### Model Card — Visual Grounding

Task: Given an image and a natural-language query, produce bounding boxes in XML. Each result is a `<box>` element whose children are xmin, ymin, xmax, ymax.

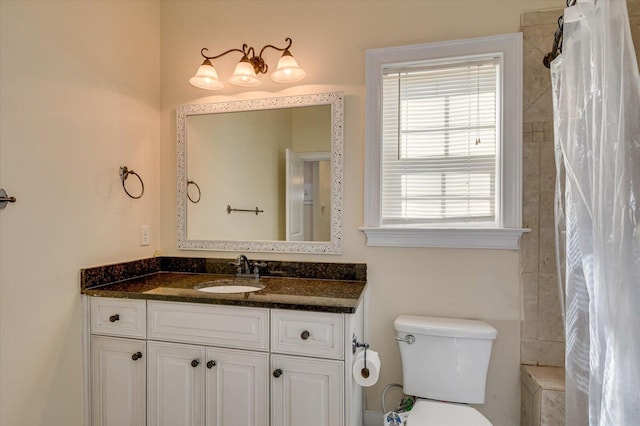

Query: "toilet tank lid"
<box><xmin>394</xmin><ymin>315</ymin><xmax>497</xmax><ymax>339</ymax></box>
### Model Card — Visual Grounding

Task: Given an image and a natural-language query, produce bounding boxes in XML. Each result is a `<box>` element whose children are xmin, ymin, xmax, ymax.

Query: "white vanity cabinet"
<box><xmin>271</xmin><ymin>354</ymin><xmax>344</xmax><ymax>426</ymax></box>
<box><xmin>89</xmin><ymin>298</ymin><xmax>147</xmax><ymax>426</ymax></box>
<box><xmin>146</xmin><ymin>341</ymin><xmax>269</xmax><ymax>426</ymax></box>
<box><xmin>147</xmin><ymin>341</ymin><xmax>206</xmax><ymax>425</ymax></box>
<box><xmin>270</xmin><ymin>310</ymin><xmax>347</xmax><ymax>426</ymax></box>
<box><xmin>206</xmin><ymin>346</ymin><xmax>269</xmax><ymax>426</ymax></box>
<box><xmin>147</xmin><ymin>301</ymin><xmax>269</xmax><ymax>426</ymax></box>
<box><xmin>87</xmin><ymin>297</ymin><xmax>363</xmax><ymax>426</ymax></box>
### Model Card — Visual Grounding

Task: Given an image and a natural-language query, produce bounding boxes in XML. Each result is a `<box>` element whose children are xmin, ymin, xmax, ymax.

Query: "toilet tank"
<box><xmin>394</xmin><ymin>315</ymin><xmax>497</xmax><ymax>404</ymax></box>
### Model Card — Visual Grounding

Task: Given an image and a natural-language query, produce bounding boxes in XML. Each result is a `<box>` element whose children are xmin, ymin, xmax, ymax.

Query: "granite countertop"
<box><xmin>81</xmin><ymin>257</ymin><xmax>367</xmax><ymax>314</ymax></box>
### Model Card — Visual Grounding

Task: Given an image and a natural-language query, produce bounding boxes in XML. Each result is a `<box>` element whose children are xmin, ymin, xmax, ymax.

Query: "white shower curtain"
<box><xmin>550</xmin><ymin>0</ymin><xmax>640</xmax><ymax>424</ymax></box>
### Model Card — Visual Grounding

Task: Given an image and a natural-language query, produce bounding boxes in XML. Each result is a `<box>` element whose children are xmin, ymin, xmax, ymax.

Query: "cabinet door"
<box><xmin>91</xmin><ymin>336</ymin><xmax>146</xmax><ymax>426</ymax></box>
<box><xmin>205</xmin><ymin>347</ymin><xmax>269</xmax><ymax>426</ymax></box>
<box><xmin>271</xmin><ymin>354</ymin><xmax>344</xmax><ymax>426</ymax></box>
<box><xmin>148</xmin><ymin>341</ymin><xmax>206</xmax><ymax>426</ymax></box>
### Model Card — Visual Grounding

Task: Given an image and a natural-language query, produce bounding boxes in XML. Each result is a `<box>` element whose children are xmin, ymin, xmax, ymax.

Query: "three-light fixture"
<box><xmin>189</xmin><ymin>37</ymin><xmax>306</xmax><ymax>90</ymax></box>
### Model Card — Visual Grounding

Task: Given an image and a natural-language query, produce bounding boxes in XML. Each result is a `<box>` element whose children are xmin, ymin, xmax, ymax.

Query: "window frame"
<box><xmin>362</xmin><ymin>33</ymin><xmax>527</xmax><ymax>249</ymax></box>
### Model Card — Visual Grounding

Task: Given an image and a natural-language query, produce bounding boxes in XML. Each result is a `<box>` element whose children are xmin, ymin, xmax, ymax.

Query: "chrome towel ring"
<box><xmin>119</xmin><ymin>166</ymin><xmax>144</xmax><ymax>199</ymax></box>
<box><xmin>187</xmin><ymin>180</ymin><xmax>201</xmax><ymax>203</ymax></box>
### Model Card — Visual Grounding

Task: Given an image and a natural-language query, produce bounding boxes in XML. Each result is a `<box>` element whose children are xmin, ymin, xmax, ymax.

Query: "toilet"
<box><xmin>393</xmin><ymin>315</ymin><xmax>498</xmax><ymax>425</ymax></box>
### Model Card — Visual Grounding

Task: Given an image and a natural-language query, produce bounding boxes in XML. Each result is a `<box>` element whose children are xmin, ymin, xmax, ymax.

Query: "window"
<box><xmin>362</xmin><ymin>34</ymin><xmax>526</xmax><ymax>249</ymax></box>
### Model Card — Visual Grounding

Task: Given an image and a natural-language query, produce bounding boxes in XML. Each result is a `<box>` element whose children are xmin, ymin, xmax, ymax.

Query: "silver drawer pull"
<box><xmin>394</xmin><ymin>334</ymin><xmax>415</xmax><ymax>344</ymax></box>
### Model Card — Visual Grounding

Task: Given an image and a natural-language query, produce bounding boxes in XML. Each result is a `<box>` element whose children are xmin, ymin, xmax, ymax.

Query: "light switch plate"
<box><xmin>140</xmin><ymin>225</ymin><xmax>150</xmax><ymax>246</ymax></box>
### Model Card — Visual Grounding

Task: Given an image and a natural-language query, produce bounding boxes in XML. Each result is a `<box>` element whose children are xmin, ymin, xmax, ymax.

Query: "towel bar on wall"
<box><xmin>0</xmin><ymin>188</ymin><xmax>16</xmax><ymax>209</ymax></box>
<box><xmin>226</xmin><ymin>204</ymin><xmax>263</xmax><ymax>215</ymax></box>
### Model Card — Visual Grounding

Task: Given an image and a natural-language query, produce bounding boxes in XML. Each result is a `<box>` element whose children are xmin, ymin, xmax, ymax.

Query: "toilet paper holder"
<box><xmin>352</xmin><ymin>334</ymin><xmax>369</xmax><ymax>354</ymax></box>
<box><xmin>352</xmin><ymin>335</ymin><xmax>372</xmax><ymax>377</ymax></box>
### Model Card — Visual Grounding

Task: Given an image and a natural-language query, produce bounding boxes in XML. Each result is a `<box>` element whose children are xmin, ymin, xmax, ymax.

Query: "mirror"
<box><xmin>177</xmin><ymin>92</ymin><xmax>343</xmax><ymax>253</ymax></box>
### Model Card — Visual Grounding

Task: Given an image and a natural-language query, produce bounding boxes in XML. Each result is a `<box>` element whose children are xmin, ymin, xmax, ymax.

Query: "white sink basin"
<box><xmin>196</xmin><ymin>280</ymin><xmax>264</xmax><ymax>294</ymax></box>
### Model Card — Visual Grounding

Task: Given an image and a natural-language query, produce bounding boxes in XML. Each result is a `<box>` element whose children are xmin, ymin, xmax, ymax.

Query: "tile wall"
<box><xmin>521</xmin><ymin>366</ymin><xmax>566</xmax><ymax>426</ymax></box>
<box><xmin>520</xmin><ymin>8</ymin><xmax>566</xmax><ymax>368</ymax></box>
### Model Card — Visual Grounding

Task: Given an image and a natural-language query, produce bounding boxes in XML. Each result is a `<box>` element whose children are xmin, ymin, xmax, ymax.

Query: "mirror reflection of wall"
<box><xmin>186</xmin><ymin>104</ymin><xmax>331</xmax><ymax>242</ymax></box>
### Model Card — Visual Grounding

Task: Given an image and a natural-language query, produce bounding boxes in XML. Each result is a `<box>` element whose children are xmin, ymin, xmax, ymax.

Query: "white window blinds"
<box><xmin>381</xmin><ymin>58</ymin><xmax>500</xmax><ymax>226</ymax></box>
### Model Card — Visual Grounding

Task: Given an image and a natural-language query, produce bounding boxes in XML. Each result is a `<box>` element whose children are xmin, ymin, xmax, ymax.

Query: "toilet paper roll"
<box><xmin>352</xmin><ymin>349</ymin><xmax>381</xmax><ymax>387</ymax></box>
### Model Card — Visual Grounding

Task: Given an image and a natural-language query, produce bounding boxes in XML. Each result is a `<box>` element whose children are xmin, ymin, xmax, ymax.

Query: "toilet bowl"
<box><xmin>393</xmin><ymin>315</ymin><xmax>497</xmax><ymax>425</ymax></box>
<box><xmin>406</xmin><ymin>399</ymin><xmax>491</xmax><ymax>425</ymax></box>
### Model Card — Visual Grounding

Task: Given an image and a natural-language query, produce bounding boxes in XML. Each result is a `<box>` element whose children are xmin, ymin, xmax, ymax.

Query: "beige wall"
<box><xmin>186</xmin><ymin>110</ymin><xmax>293</xmax><ymax>240</ymax></box>
<box><xmin>0</xmin><ymin>1</ymin><xmax>160</xmax><ymax>425</ymax></box>
<box><xmin>292</xmin><ymin>105</ymin><xmax>331</xmax><ymax>153</ymax></box>
<box><xmin>159</xmin><ymin>1</ymin><xmax>563</xmax><ymax>425</ymax></box>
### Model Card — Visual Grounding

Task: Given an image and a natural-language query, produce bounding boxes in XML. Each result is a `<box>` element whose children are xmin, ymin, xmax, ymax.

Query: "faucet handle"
<box><xmin>228</xmin><ymin>261</ymin><xmax>242</xmax><ymax>276</ymax></box>
<box><xmin>251</xmin><ymin>262</ymin><xmax>267</xmax><ymax>278</ymax></box>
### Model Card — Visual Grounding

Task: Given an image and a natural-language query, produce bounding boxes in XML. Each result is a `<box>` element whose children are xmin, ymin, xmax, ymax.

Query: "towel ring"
<box><xmin>187</xmin><ymin>180</ymin><xmax>201</xmax><ymax>203</ymax></box>
<box><xmin>119</xmin><ymin>166</ymin><xmax>144</xmax><ymax>199</ymax></box>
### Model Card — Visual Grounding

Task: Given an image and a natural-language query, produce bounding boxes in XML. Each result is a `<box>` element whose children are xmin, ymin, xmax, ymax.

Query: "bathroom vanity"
<box><xmin>81</xmin><ymin>91</ymin><xmax>359</xmax><ymax>425</ymax></box>
<box><xmin>81</xmin><ymin>257</ymin><xmax>366</xmax><ymax>426</ymax></box>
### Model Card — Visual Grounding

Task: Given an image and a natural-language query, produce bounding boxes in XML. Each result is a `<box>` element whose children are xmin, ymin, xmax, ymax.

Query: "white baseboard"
<box><xmin>364</xmin><ymin>410</ymin><xmax>383</xmax><ymax>426</ymax></box>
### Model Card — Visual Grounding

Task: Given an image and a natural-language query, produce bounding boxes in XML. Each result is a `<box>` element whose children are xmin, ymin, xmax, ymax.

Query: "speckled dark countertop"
<box><xmin>81</xmin><ymin>257</ymin><xmax>366</xmax><ymax>314</ymax></box>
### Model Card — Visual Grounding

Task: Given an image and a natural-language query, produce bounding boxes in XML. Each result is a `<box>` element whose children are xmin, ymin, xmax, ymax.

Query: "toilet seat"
<box><xmin>406</xmin><ymin>399</ymin><xmax>492</xmax><ymax>425</ymax></box>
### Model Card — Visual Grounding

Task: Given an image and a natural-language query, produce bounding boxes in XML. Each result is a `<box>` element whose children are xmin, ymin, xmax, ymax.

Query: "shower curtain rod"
<box><xmin>543</xmin><ymin>0</ymin><xmax>578</xmax><ymax>68</ymax></box>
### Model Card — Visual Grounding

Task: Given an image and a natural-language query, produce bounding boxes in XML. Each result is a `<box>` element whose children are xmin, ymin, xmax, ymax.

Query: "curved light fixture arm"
<box><xmin>258</xmin><ymin>37</ymin><xmax>293</xmax><ymax>58</ymax></box>
<box><xmin>255</xmin><ymin>38</ymin><xmax>294</xmax><ymax>74</ymax></box>
<box><xmin>200</xmin><ymin>46</ymin><xmax>245</xmax><ymax>61</ymax></box>
<box><xmin>243</xmin><ymin>44</ymin><xmax>256</xmax><ymax>58</ymax></box>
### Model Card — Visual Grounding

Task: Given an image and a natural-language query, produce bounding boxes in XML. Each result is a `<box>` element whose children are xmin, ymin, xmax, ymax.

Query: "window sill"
<box><xmin>359</xmin><ymin>227</ymin><xmax>529</xmax><ymax>249</ymax></box>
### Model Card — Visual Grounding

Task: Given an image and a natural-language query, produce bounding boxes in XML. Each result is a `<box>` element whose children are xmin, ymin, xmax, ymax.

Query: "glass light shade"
<box><xmin>228</xmin><ymin>58</ymin><xmax>261</xmax><ymax>87</ymax></box>
<box><xmin>270</xmin><ymin>52</ymin><xmax>306</xmax><ymax>83</ymax></box>
<box><xmin>189</xmin><ymin>59</ymin><xmax>224</xmax><ymax>90</ymax></box>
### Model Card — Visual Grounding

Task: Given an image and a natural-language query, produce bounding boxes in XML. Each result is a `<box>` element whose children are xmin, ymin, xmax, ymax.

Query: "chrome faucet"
<box><xmin>237</xmin><ymin>255</ymin><xmax>252</xmax><ymax>276</ymax></box>
<box><xmin>230</xmin><ymin>255</ymin><xmax>266</xmax><ymax>279</ymax></box>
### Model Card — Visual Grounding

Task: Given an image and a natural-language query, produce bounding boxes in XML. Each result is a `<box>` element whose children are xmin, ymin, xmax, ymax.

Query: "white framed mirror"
<box><xmin>177</xmin><ymin>92</ymin><xmax>343</xmax><ymax>253</ymax></box>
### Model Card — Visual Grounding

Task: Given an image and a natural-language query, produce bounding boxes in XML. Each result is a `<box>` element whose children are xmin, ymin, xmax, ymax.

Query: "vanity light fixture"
<box><xmin>189</xmin><ymin>37</ymin><xmax>306</xmax><ymax>90</ymax></box>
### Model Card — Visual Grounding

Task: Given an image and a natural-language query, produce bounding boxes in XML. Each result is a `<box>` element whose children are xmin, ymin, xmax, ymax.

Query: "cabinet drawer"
<box><xmin>90</xmin><ymin>297</ymin><xmax>146</xmax><ymax>338</ymax></box>
<box><xmin>147</xmin><ymin>301</ymin><xmax>269</xmax><ymax>351</ymax></box>
<box><xmin>271</xmin><ymin>310</ymin><xmax>344</xmax><ymax>359</ymax></box>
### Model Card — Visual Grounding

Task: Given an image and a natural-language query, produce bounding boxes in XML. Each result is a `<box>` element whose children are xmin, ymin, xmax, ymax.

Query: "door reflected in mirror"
<box><xmin>177</xmin><ymin>92</ymin><xmax>343</xmax><ymax>254</ymax></box>
<box><xmin>284</xmin><ymin>148</ymin><xmax>331</xmax><ymax>242</ymax></box>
